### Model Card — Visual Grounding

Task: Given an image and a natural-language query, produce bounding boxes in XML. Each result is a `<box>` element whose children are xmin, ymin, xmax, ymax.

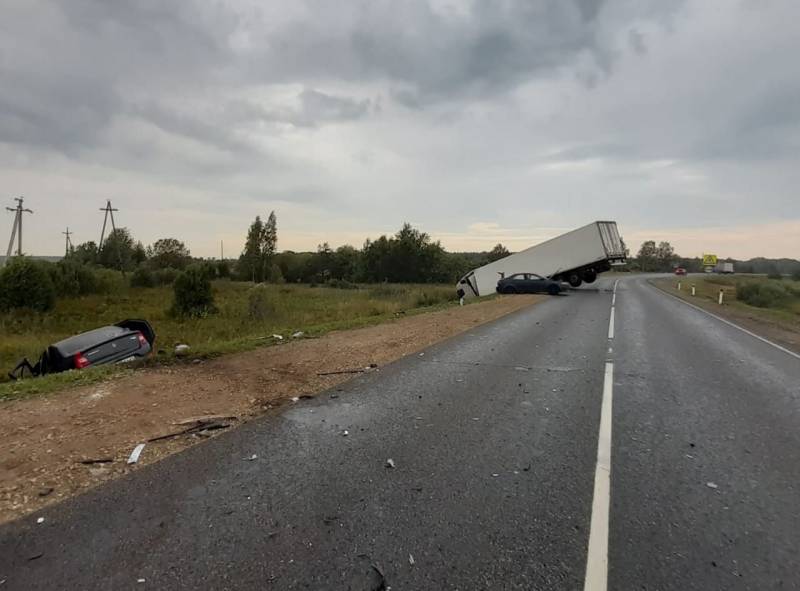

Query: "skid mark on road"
<box><xmin>584</xmin><ymin>279</ymin><xmax>617</xmax><ymax>591</ymax></box>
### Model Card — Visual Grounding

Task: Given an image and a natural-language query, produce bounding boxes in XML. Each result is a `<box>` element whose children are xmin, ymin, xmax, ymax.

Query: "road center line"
<box><xmin>607</xmin><ymin>307</ymin><xmax>615</xmax><ymax>340</ymax></box>
<box><xmin>584</xmin><ymin>361</ymin><xmax>614</xmax><ymax>591</ymax></box>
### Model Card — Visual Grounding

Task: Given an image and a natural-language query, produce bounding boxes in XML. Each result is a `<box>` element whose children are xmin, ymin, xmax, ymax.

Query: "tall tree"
<box><xmin>98</xmin><ymin>228</ymin><xmax>135</xmax><ymax>271</ymax></box>
<box><xmin>148</xmin><ymin>238</ymin><xmax>191</xmax><ymax>269</ymax></box>
<box><xmin>240</xmin><ymin>216</ymin><xmax>264</xmax><ymax>282</ymax></box>
<box><xmin>656</xmin><ymin>241</ymin><xmax>676</xmax><ymax>270</ymax></box>
<box><xmin>487</xmin><ymin>243</ymin><xmax>510</xmax><ymax>263</ymax></box>
<box><xmin>132</xmin><ymin>241</ymin><xmax>148</xmax><ymax>265</ymax></box>
<box><xmin>261</xmin><ymin>211</ymin><xmax>278</xmax><ymax>281</ymax></box>
<box><xmin>636</xmin><ymin>240</ymin><xmax>657</xmax><ymax>272</ymax></box>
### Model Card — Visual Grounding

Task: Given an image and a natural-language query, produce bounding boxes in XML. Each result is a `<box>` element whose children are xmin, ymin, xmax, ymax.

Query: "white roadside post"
<box><xmin>692</xmin><ymin>285</ymin><xmax>696</xmax><ymax>296</ymax></box>
<box><xmin>718</xmin><ymin>289</ymin><xmax>724</xmax><ymax>305</ymax></box>
<box><xmin>677</xmin><ymin>281</ymin><xmax>682</xmax><ymax>291</ymax></box>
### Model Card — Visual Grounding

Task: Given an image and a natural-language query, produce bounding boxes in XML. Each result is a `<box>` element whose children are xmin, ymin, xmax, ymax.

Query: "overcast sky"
<box><xmin>2</xmin><ymin>0</ymin><xmax>798</xmax><ymax>259</ymax></box>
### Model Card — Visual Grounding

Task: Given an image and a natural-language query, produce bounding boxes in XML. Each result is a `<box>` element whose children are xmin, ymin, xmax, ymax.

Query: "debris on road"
<box><xmin>370</xmin><ymin>564</ymin><xmax>388</xmax><ymax>591</ymax></box>
<box><xmin>385</xmin><ymin>458</ymin><xmax>396</xmax><ymax>469</ymax></box>
<box><xmin>174</xmin><ymin>344</ymin><xmax>190</xmax><ymax>356</ymax></box>
<box><xmin>272</xmin><ymin>334</ymin><xmax>284</xmax><ymax>340</ymax></box>
<box><xmin>79</xmin><ymin>457</ymin><xmax>114</xmax><ymax>465</ymax></box>
<box><xmin>292</xmin><ymin>331</ymin><xmax>304</xmax><ymax>338</ymax></box>
<box><xmin>137</xmin><ymin>578</ymin><xmax>146</xmax><ymax>584</ymax></box>
<box><xmin>245</xmin><ymin>454</ymin><xmax>258</xmax><ymax>461</ymax></box>
<box><xmin>36</xmin><ymin>516</ymin><xmax>44</xmax><ymax>524</ymax></box>
<box><xmin>291</xmin><ymin>397</ymin><xmax>300</xmax><ymax>403</ymax></box>
<box><xmin>318</xmin><ymin>368</ymin><xmax>366</xmax><ymax>376</ymax></box>
<box><xmin>409</xmin><ymin>554</ymin><xmax>416</xmax><ymax>566</ymax></box>
<box><xmin>173</xmin><ymin>415</ymin><xmax>237</xmax><ymax>426</ymax></box>
<box><xmin>127</xmin><ymin>443</ymin><xmax>146</xmax><ymax>464</ymax></box>
<box><xmin>706</xmin><ymin>482</ymin><xmax>719</xmax><ymax>489</ymax></box>
<box><xmin>148</xmin><ymin>419</ymin><xmax>232</xmax><ymax>442</ymax></box>
<box><xmin>342</xmin><ymin>430</ymin><xmax>349</xmax><ymax>436</ymax></box>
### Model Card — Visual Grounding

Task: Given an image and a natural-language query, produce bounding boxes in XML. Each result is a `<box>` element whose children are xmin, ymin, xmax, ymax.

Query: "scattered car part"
<box><xmin>127</xmin><ymin>443</ymin><xmax>146</xmax><ymax>464</ymax></box>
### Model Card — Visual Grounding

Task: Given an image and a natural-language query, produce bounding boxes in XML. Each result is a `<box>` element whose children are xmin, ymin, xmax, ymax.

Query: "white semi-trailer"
<box><xmin>457</xmin><ymin>221</ymin><xmax>626</xmax><ymax>298</ymax></box>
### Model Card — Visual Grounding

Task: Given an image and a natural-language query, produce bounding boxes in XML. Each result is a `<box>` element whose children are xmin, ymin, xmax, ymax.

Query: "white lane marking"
<box><xmin>584</xmin><ymin>361</ymin><xmax>614</xmax><ymax>591</ymax></box>
<box><xmin>654</xmin><ymin>285</ymin><xmax>800</xmax><ymax>361</ymax></box>
<box><xmin>607</xmin><ymin>307</ymin><xmax>615</xmax><ymax>340</ymax></box>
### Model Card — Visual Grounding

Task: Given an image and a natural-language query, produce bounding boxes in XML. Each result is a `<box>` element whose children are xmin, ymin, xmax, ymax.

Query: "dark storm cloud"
<box><xmin>0</xmin><ymin>0</ymin><xmax>678</xmax><ymax>158</ymax></box>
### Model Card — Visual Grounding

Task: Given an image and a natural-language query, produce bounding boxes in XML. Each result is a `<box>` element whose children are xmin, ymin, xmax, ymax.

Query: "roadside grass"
<box><xmin>0</xmin><ymin>281</ymin><xmax>464</xmax><ymax>399</ymax></box>
<box><xmin>652</xmin><ymin>274</ymin><xmax>800</xmax><ymax>326</ymax></box>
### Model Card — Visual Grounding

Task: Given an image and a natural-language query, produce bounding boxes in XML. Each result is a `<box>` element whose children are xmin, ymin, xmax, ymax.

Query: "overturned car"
<box><xmin>9</xmin><ymin>319</ymin><xmax>155</xmax><ymax>379</ymax></box>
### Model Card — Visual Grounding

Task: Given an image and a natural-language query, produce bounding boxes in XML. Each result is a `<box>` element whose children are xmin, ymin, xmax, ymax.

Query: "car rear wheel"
<box><xmin>567</xmin><ymin>273</ymin><xmax>583</xmax><ymax>288</ymax></box>
<box><xmin>502</xmin><ymin>285</ymin><xmax>518</xmax><ymax>294</ymax></box>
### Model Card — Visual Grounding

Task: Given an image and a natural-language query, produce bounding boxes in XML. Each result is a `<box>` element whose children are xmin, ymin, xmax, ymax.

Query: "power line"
<box><xmin>63</xmin><ymin>227</ymin><xmax>73</xmax><ymax>256</ymax></box>
<box><xmin>98</xmin><ymin>199</ymin><xmax>119</xmax><ymax>249</ymax></box>
<box><xmin>4</xmin><ymin>197</ymin><xmax>33</xmax><ymax>264</ymax></box>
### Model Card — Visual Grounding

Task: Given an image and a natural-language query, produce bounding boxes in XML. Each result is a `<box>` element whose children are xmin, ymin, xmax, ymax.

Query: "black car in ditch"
<box><xmin>9</xmin><ymin>319</ymin><xmax>155</xmax><ymax>379</ymax></box>
<box><xmin>496</xmin><ymin>273</ymin><xmax>565</xmax><ymax>295</ymax></box>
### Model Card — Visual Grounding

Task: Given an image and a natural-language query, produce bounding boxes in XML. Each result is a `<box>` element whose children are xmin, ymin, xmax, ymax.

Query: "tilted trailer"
<box><xmin>457</xmin><ymin>221</ymin><xmax>627</xmax><ymax>298</ymax></box>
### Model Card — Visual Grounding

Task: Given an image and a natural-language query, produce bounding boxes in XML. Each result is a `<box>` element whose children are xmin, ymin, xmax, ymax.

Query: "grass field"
<box><xmin>0</xmin><ymin>281</ymin><xmax>459</xmax><ymax>396</ymax></box>
<box><xmin>654</xmin><ymin>274</ymin><xmax>800</xmax><ymax>323</ymax></box>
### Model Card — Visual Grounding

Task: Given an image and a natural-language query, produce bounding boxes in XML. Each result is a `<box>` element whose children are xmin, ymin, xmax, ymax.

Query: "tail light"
<box><xmin>137</xmin><ymin>332</ymin><xmax>148</xmax><ymax>347</ymax></box>
<box><xmin>74</xmin><ymin>353</ymin><xmax>91</xmax><ymax>369</ymax></box>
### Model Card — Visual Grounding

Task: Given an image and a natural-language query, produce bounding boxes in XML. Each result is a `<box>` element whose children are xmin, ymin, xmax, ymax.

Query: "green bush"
<box><xmin>414</xmin><ymin>288</ymin><xmax>455</xmax><ymax>307</ymax></box>
<box><xmin>767</xmin><ymin>272</ymin><xmax>783</xmax><ymax>280</ymax></box>
<box><xmin>171</xmin><ymin>266</ymin><xmax>216</xmax><ymax>318</ymax></box>
<box><xmin>93</xmin><ymin>268</ymin><xmax>127</xmax><ymax>294</ymax></box>
<box><xmin>792</xmin><ymin>270</ymin><xmax>800</xmax><ymax>282</ymax></box>
<box><xmin>736</xmin><ymin>282</ymin><xmax>790</xmax><ymax>308</ymax></box>
<box><xmin>130</xmin><ymin>266</ymin><xmax>156</xmax><ymax>288</ymax></box>
<box><xmin>0</xmin><ymin>257</ymin><xmax>56</xmax><ymax>312</ymax></box>
<box><xmin>247</xmin><ymin>284</ymin><xmax>276</xmax><ymax>320</ymax></box>
<box><xmin>49</xmin><ymin>259</ymin><xmax>98</xmax><ymax>297</ymax></box>
<box><xmin>326</xmin><ymin>278</ymin><xmax>358</xmax><ymax>290</ymax></box>
<box><xmin>153</xmin><ymin>267</ymin><xmax>179</xmax><ymax>286</ymax></box>
<box><xmin>216</xmin><ymin>260</ymin><xmax>231</xmax><ymax>278</ymax></box>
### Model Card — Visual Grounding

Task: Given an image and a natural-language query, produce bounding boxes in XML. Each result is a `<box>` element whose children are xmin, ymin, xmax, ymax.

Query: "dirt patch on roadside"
<box><xmin>652</xmin><ymin>280</ymin><xmax>800</xmax><ymax>354</ymax></box>
<box><xmin>0</xmin><ymin>295</ymin><xmax>541</xmax><ymax>524</ymax></box>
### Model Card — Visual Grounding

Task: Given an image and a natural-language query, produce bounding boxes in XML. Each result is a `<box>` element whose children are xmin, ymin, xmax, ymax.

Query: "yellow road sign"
<box><xmin>702</xmin><ymin>254</ymin><xmax>718</xmax><ymax>267</ymax></box>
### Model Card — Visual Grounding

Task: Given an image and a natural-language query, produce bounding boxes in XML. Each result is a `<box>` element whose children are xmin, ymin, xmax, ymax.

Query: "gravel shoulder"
<box><xmin>0</xmin><ymin>295</ymin><xmax>541</xmax><ymax>524</ymax></box>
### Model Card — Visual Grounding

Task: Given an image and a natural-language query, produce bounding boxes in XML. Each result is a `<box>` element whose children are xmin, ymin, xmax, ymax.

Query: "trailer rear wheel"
<box><xmin>567</xmin><ymin>273</ymin><xmax>583</xmax><ymax>288</ymax></box>
<box><xmin>502</xmin><ymin>285</ymin><xmax>518</xmax><ymax>294</ymax></box>
<box><xmin>582</xmin><ymin>269</ymin><xmax>598</xmax><ymax>284</ymax></box>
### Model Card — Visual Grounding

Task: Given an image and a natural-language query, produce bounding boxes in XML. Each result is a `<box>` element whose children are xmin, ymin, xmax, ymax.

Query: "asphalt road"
<box><xmin>1</xmin><ymin>275</ymin><xmax>799</xmax><ymax>590</ymax></box>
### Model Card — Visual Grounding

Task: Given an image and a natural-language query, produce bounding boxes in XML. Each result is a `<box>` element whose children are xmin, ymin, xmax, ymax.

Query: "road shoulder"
<box><xmin>650</xmin><ymin>278</ymin><xmax>800</xmax><ymax>356</ymax></box>
<box><xmin>0</xmin><ymin>294</ymin><xmax>542</xmax><ymax>524</ymax></box>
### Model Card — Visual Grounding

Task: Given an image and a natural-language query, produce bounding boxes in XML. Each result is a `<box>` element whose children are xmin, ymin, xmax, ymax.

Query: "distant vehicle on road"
<box><xmin>457</xmin><ymin>221</ymin><xmax>626</xmax><ymax>299</ymax></box>
<box><xmin>9</xmin><ymin>319</ymin><xmax>155</xmax><ymax>379</ymax></box>
<box><xmin>714</xmin><ymin>262</ymin><xmax>735</xmax><ymax>274</ymax></box>
<box><xmin>496</xmin><ymin>273</ymin><xmax>564</xmax><ymax>295</ymax></box>
<box><xmin>674</xmin><ymin>267</ymin><xmax>687</xmax><ymax>276</ymax></box>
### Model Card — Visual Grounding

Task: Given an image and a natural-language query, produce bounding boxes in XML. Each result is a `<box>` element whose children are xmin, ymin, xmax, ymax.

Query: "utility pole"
<box><xmin>63</xmin><ymin>227</ymin><xmax>73</xmax><ymax>256</ymax></box>
<box><xmin>98</xmin><ymin>199</ymin><xmax>119</xmax><ymax>249</ymax></box>
<box><xmin>220</xmin><ymin>240</ymin><xmax>224</xmax><ymax>261</ymax></box>
<box><xmin>5</xmin><ymin>197</ymin><xmax>33</xmax><ymax>264</ymax></box>
<box><xmin>98</xmin><ymin>199</ymin><xmax>126</xmax><ymax>274</ymax></box>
